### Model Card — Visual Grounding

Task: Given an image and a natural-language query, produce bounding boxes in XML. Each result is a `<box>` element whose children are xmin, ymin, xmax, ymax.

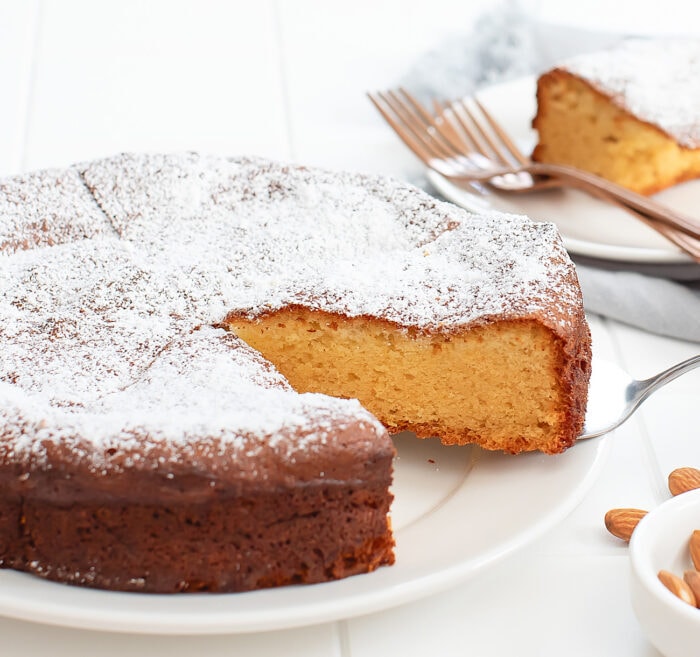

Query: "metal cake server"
<box><xmin>579</xmin><ymin>355</ymin><xmax>700</xmax><ymax>439</ymax></box>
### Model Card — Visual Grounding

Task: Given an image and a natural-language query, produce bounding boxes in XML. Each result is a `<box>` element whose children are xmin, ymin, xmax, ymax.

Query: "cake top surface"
<box><xmin>0</xmin><ymin>153</ymin><xmax>582</xmax><ymax>475</ymax></box>
<box><xmin>558</xmin><ymin>38</ymin><xmax>700</xmax><ymax>148</ymax></box>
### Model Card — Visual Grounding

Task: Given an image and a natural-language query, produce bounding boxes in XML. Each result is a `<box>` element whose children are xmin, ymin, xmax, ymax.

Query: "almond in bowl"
<box><xmin>629</xmin><ymin>489</ymin><xmax>700</xmax><ymax>657</ymax></box>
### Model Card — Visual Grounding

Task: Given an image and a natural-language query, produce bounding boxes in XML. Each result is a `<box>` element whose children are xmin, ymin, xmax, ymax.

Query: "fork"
<box><xmin>369</xmin><ymin>88</ymin><xmax>700</xmax><ymax>239</ymax></box>
<box><xmin>440</xmin><ymin>96</ymin><xmax>700</xmax><ymax>262</ymax></box>
<box><xmin>368</xmin><ymin>89</ymin><xmax>700</xmax><ymax>261</ymax></box>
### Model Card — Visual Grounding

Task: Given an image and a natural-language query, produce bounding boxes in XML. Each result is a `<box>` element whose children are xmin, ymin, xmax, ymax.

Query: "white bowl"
<box><xmin>629</xmin><ymin>489</ymin><xmax>700</xmax><ymax>657</ymax></box>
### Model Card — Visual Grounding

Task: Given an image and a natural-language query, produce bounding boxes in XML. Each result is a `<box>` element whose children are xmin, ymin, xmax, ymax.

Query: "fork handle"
<box><xmin>459</xmin><ymin>162</ymin><xmax>700</xmax><ymax>240</ymax></box>
<box><xmin>545</xmin><ymin>177</ymin><xmax>700</xmax><ymax>262</ymax></box>
<box><xmin>629</xmin><ymin>354</ymin><xmax>700</xmax><ymax>409</ymax></box>
<box><xmin>530</xmin><ymin>162</ymin><xmax>700</xmax><ymax>239</ymax></box>
<box><xmin>598</xmin><ymin>194</ymin><xmax>700</xmax><ymax>263</ymax></box>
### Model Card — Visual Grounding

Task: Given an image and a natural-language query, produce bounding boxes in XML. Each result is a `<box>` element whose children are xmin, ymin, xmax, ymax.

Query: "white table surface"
<box><xmin>1</xmin><ymin>2</ymin><xmax>698</xmax><ymax>655</ymax></box>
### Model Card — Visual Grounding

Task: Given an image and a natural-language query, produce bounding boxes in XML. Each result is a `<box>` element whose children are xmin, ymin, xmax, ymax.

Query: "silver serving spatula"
<box><xmin>579</xmin><ymin>355</ymin><xmax>700</xmax><ymax>439</ymax></box>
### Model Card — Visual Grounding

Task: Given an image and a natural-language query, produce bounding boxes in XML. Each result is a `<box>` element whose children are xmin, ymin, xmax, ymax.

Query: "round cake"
<box><xmin>0</xmin><ymin>153</ymin><xmax>591</xmax><ymax>592</ymax></box>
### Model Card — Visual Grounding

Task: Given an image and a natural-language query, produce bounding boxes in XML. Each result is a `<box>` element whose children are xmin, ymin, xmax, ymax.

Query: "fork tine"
<box><xmin>454</xmin><ymin>100</ymin><xmax>516</xmax><ymax>167</ymax></box>
<box><xmin>380</xmin><ymin>90</ymin><xmax>456</xmax><ymax>160</ymax></box>
<box><xmin>431</xmin><ymin>99</ymin><xmax>473</xmax><ymax>155</ymax></box>
<box><xmin>397</xmin><ymin>87</ymin><xmax>435</xmax><ymax>126</ymax></box>
<box><xmin>444</xmin><ymin>100</ymin><xmax>499</xmax><ymax>163</ymax></box>
<box><xmin>379</xmin><ymin>90</ymin><xmax>448</xmax><ymax>157</ymax></box>
<box><xmin>392</xmin><ymin>89</ymin><xmax>464</xmax><ymax>159</ymax></box>
<box><xmin>372</xmin><ymin>91</ymin><xmax>464</xmax><ymax>165</ymax></box>
<box><xmin>398</xmin><ymin>89</ymin><xmax>464</xmax><ymax>153</ymax></box>
<box><xmin>367</xmin><ymin>92</ymin><xmax>437</xmax><ymax>165</ymax></box>
<box><xmin>473</xmin><ymin>98</ymin><xmax>530</xmax><ymax>166</ymax></box>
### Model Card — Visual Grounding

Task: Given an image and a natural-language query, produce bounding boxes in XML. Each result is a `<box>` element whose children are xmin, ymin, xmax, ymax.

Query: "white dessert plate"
<box><xmin>0</xmin><ymin>429</ymin><xmax>609</xmax><ymax>634</ymax></box>
<box><xmin>426</xmin><ymin>75</ymin><xmax>699</xmax><ymax>266</ymax></box>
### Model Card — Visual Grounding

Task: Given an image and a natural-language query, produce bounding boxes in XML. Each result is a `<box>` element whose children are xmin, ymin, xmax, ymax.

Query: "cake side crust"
<box><xmin>0</xmin><ymin>478</ymin><xmax>394</xmax><ymax>593</ymax></box>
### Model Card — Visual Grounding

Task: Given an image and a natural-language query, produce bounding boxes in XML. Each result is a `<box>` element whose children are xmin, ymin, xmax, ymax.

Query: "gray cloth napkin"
<box><xmin>400</xmin><ymin>0</ymin><xmax>700</xmax><ymax>343</ymax></box>
<box><xmin>575</xmin><ymin>264</ymin><xmax>700</xmax><ymax>342</ymax></box>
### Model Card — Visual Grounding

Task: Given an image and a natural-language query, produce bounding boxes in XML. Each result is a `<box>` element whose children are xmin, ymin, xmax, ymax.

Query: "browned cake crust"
<box><xmin>0</xmin><ymin>326</ymin><xmax>395</xmax><ymax>593</ymax></box>
<box><xmin>0</xmin><ymin>423</ymin><xmax>394</xmax><ymax>592</ymax></box>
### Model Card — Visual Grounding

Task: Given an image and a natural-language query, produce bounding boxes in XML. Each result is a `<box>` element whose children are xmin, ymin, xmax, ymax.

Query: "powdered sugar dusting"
<box><xmin>0</xmin><ymin>327</ymin><xmax>379</xmax><ymax>474</ymax></box>
<box><xmin>82</xmin><ymin>153</ymin><xmax>577</xmax><ymax>328</ymax></box>
<box><xmin>0</xmin><ymin>167</ymin><xmax>115</xmax><ymax>252</ymax></box>
<box><xmin>1</xmin><ymin>153</ymin><xmax>580</xmax><ymax>469</ymax></box>
<box><xmin>561</xmin><ymin>38</ymin><xmax>700</xmax><ymax>148</ymax></box>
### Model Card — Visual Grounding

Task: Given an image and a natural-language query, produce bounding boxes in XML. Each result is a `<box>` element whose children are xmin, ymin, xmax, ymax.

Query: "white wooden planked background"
<box><xmin>0</xmin><ymin>2</ymin><xmax>697</xmax><ymax>655</ymax></box>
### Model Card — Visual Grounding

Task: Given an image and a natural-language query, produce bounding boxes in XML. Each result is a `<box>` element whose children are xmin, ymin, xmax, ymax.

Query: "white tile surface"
<box><xmin>0</xmin><ymin>1</ymin><xmax>698</xmax><ymax>655</ymax></box>
<box><xmin>347</xmin><ymin>553</ymin><xmax>663</xmax><ymax>657</ymax></box>
<box><xmin>0</xmin><ymin>1</ymin><xmax>39</xmax><ymax>174</ymax></box>
<box><xmin>277</xmin><ymin>0</ymin><xmax>494</xmax><ymax>175</ymax></box>
<box><xmin>23</xmin><ymin>0</ymin><xmax>290</xmax><ymax>170</ymax></box>
<box><xmin>0</xmin><ymin>616</ymin><xmax>340</xmax><ymax>657</ymax></box>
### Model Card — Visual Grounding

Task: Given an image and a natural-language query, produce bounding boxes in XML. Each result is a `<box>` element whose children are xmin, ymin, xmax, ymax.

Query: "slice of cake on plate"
<box><xmin>533</xmin><ymin>38</ymin><xmax>700</xmax><ymax>195</ymax></box>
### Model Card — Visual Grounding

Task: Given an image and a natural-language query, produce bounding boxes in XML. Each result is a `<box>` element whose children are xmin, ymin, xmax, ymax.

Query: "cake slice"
<box><xmin>220</xmin><ymin>215</ymin><xmax>591</xmax><ymax>457</ymax></box>
<box><xmin>532</xmin><ymin>39</ymin><xmax>700</xmax><ymax>195</ymax></box>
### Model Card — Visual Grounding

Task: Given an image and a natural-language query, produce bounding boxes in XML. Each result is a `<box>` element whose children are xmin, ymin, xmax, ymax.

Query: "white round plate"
<box><xmin>427</xmin><ymin>76</ymin><xmax>698</xmax><ymax>265</ymax></box>
<box><xmin>0</xmin><ymin>431</ymin><xmax>609</xmax><ymax>634</ymax></box>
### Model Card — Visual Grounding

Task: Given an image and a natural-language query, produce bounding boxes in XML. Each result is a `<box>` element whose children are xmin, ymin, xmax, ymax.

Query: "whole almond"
<box><xmin>668</xmin><ymin>467</ymin><xmax>700</xmax><ymax>496</ymax></box>
<box><xmin>659</xmin><ymin>569</ymin><xmax>697</xmax><ymax>606</ymax></box>
<box><xmin>604</xmin><ymin>508</ymin><xmax>648</xmax><ymax>542</ymax></box>
<box><xmin>683</xmin><ymin>570</ymin><xmax>700</xmax><ymax>607</ymax></box>
<box><xmin>690</xmin><ymin>530</ymin><xmax>700</xmax><ymax>570</ymax></box>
